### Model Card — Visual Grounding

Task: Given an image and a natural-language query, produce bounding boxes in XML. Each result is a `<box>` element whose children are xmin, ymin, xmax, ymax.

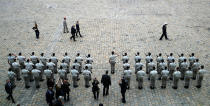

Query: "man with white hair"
<box><xmin>159</xmin><ymin>22</ymin><xmax>168</xmax><ymax>40</ymax></box>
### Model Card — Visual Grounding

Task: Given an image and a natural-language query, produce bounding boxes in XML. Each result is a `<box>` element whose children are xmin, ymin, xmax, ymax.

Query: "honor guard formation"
<box><xmin>5</xmin><ymin>51</ymin><xmax>207</xmax><ymax>105</ymax></box>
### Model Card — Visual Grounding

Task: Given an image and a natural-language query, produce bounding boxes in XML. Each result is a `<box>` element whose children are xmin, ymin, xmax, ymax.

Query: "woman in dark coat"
<box><xmin>119</xmin><ymin>78</ymin><xmax>127</xmax><ymax>103</ymax></box>
<box><xmin>92</xmin><ymin>77</ymin><xmax>100</xmax><ymax>100</ymax></box>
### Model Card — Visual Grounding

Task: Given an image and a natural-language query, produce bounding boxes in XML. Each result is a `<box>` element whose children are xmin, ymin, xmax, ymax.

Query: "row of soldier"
<box><xmin>7</xmin><ymin>52</ymin><xmax>93</xmax><ymax>89</ymax></box>
<box><xmin>109</xmin><ymin>52</ymin><xmax>206</xmax><ymax>89</ymax></box>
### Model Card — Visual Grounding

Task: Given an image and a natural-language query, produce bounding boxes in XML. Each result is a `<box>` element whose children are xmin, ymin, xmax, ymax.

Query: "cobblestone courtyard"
<box><xmin>0</xmin><ymin>0</ymin><xmax>210</xmax><ymax>105</ymax></box>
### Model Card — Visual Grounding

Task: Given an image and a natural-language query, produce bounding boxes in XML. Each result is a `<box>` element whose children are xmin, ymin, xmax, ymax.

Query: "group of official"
<box><xmin>63</xmin><ymin>17</ymin><xmax>82</xmax><ymax>41</ymax></box>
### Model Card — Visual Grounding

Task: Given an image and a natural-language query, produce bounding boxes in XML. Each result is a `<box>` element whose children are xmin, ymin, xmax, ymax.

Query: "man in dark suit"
<box><xmin>119</xmin><ymin>78</ymin><xmax>127</xmax><ymax>103</ymax></box>
<box><xmin>5</xmin><ymin>79</ymin><xmax>15</xmax><ymax>103</ymax></box>
<box><xmin>46</xmin><ymin>87</ymin><xmax>55</xmax><ymax>106</ymax></box>
<box><xmin>101</xmin><ymin>71</ymin><xmax>111</xmax><ymax>96</ymax></box>
<box><xmin>61</xmin><ymin>80</ymin><xmax>70</xmax><ymax>101</ymax></box>
<box><xmin>76</xmin><ymin>21</ymin><xmax>82</xmax><ymax>37</ymax></box>
<box><xmin>70</xmin><ymin>25</ymin><xmax>76</xmax><ymax>41</ymax></box>
<box><xmin>159</xmin><ymin>23</ymin><xmax>168</xmax><ymax>40</ymax></box>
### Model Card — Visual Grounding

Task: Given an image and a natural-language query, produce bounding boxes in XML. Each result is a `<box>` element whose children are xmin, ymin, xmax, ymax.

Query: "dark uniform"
<box><xmin>76</xmin><ymin>22</ymin><xmax>82</xmax><ymax>37</ymax></box>
<box><xmin>70</xmin><ymin>26</ymin><xmax>76</xmax><ymax>41</ymax></box>
<box><xmin>159</xmin><ymin>24</ymin><xmax>168</xmax><ymax>40</ymax></box>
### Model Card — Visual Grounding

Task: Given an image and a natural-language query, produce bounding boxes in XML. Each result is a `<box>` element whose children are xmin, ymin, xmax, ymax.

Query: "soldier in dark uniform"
<box><xmin>76</xmin><ymin>21</ymin><xmax>82</xmax><ymax>37</ymax></box>
<box><xmin>159</xmin><ymin>23</ymin><xmax>168</xmax><ymax>40</ymax></box>
<box><xmin>70</xmin><ymin>25</ymin><xmax>76</xmax><ymax>41</ymax></box>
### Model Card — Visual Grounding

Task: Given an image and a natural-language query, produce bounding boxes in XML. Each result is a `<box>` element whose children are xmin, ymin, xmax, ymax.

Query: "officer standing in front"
<box><xmin>70</xmin><ymin>25</ymin><xmax>76</xmax><ymax>41</ymax></box>
<box><xmin>109</xmin><ymin>51</ymin><xmax>119</xmax><ymax>74</ymax></box>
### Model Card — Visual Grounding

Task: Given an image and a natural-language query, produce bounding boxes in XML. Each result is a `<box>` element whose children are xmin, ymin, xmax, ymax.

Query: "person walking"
<box><xmin>92</xmin><ymin>78</ymin><xmax>100</xmax><ymax>100</ymax></box>
<box><xmin>70</xmin><ymin>25</ymin><xmax>76</xmax><ymax>41</ymax></box>
<box><xmin>5</xmin><ymin>79</ymin><xmax>15</xmax><ymax>103</ymax></box>
<box><xmin>159</xmin><ymin>22</ymin><xmax>168</xmax><ymax>40</ymax></box>
<box><xmin>101</xmin><ymin>70</ymin><xmax>111</xmax><ymax>96</ymax></box>
<box><xmin>76</xmin><ymin>21</ymin><xmax>82</xmax><ymax>37</ymax></box>
<box><xmin>119</xmin><ymin>78</ymin><xmax>127</xmax><ymax>103</ymax></box>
